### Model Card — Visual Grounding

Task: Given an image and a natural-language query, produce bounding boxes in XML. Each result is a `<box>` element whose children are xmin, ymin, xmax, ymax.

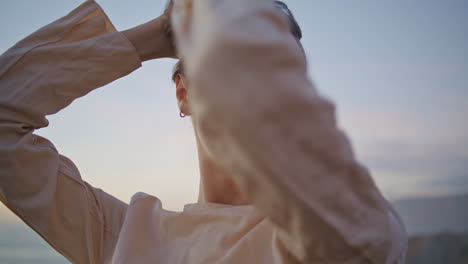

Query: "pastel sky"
<box><xmin>0</xmin><ymin>0</ymin><xmax>467</xmax><ymax>220</ymax></box>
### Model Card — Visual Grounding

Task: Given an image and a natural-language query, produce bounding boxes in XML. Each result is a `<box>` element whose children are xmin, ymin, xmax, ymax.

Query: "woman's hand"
<box><xmin>122</xmin><ymin>7</ymin><xmax>175</xmax><ymax>61</ymax></box>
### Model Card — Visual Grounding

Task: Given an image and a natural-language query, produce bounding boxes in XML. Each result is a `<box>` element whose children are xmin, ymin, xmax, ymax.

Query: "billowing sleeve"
<box><xmin>0</xmin><ymin>1</ymin><xmax>141</xmax><ymax>263</ymax></box>
<box><xmin>171</xmin><ymin>0</ymin><xmax>407</xmax><ymax>263</ymax></box>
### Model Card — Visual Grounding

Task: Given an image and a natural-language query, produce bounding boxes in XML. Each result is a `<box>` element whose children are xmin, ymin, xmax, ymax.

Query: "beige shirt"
<box><xmin>0</xmin><ymin>0</ymin><xmax>407</xmax><ymax>263</ymax></box>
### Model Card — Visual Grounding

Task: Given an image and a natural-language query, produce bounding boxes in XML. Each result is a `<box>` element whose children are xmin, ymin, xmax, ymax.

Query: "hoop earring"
<box><xmin>179</xmin><ymin>111</ymin><xmax>186</xmax><ymax>118</ymax></box>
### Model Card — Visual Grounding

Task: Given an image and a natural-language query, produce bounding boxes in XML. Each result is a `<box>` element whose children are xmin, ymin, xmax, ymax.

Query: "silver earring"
<box><xmin>180</xmin><ymin>111</ymin><xmax>186</xmax><ymax>118</ymax></box>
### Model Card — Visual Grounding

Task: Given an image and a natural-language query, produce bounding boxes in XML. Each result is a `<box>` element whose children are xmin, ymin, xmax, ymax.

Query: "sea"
<box><xmin>0</xmin><ymin>223</ymin><xmax>69</xmax><ymax>264</ymax></box>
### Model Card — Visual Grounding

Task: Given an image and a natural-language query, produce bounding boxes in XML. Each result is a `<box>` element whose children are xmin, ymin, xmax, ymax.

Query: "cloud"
<box><xmin>335</xmin><ymin>98</ymin><xmax>468</xmax><ymax>200</ymax></box>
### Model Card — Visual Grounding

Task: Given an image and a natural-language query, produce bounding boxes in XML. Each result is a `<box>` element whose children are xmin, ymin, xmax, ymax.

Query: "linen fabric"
<box><xmin>0</xmin><ymin>0</ymin><xmax>407</xmax><ymax>263</ymax></box>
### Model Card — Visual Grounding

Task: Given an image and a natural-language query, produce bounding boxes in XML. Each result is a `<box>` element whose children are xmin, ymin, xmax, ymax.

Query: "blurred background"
<box><xmin>0</xmin><ymin>0</ymin><xmax>467</xmax><ymax>263</ymax></box>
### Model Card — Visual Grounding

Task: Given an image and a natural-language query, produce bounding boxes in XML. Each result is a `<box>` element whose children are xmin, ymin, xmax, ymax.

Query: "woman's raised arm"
<box><xmin>0</xmin><ymin>1</ymin><xmax>155</xmax><ymax>263</ymax></box>
<box><xmin>171</xmin><ymin>0</ymin><xmax>407</xmax><ymax>262</ymax></box>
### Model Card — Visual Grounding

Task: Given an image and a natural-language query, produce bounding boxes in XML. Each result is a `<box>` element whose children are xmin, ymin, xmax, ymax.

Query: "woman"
<box><xmin>0</xmin><ymin>0</ymin><xmax>407</xmax><ymax>263</ymax></box>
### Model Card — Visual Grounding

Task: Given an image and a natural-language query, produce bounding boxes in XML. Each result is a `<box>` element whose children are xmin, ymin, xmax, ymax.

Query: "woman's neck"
<box><xmin>196</xmin><ymin>140</ymin><xmax>249</xmax><ymax>206</ymax></box>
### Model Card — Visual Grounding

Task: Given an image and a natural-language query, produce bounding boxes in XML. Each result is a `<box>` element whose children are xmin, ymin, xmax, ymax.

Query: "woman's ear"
<box><xmin>175</xmin><ymin>74</ymin><xmax>191</xmax><ymax>116</ymax></box>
